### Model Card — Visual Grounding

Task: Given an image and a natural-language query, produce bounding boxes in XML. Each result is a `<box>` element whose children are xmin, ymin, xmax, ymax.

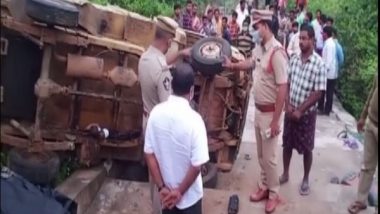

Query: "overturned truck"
<box><xmin>0</xmin><ymin>0</ymin><xmax>252</xmax><ymax>186</ymax></box>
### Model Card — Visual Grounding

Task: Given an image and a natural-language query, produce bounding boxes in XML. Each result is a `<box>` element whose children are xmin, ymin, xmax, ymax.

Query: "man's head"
<box><xmin>242</xmin><ymin>17</ymin><xmax>250</xmax><ymax>32</ymax></box>
<box><xmin>316</xmin><ymin>9</ymin><xmax>322</xmax><ymax>19</ymax></box>
<box><xmin>207</xmin><ymin>9</ymin><xmax>213</xmax><ymax>20</ymax></box>
<box><xmin>251</xmin><ymin>9</ymin><xmax>275</xmax><ymax>43</ymax></box>
<box><xmin>202</xmin><ymin>15</ymin><xmax>208</xmax><ymax>25</ymax></box>
<box><xmin>289</xmin><ymin>10</ymin><xmax>295</xmax><ymax>20</ymax></box>
<box><xmin>269</xmin><ymin>5</ymin><xmax>275</xmax><ymax>13</ymax></box>
<box><xmin>332</xmin><ymin>27</ymin><xmax>338</xmax><ymax>39</ymax></box>
<box><xmin>192</xmin><ymin>3</ymin><xmax>198</xmax><ymax>15</ymax></box>
<box><xmin>186</xmin><ymin>0</ymin><xmax>193</xmax><ymax>13</ymax></box>
<box><xmin>326</xmin><ymin>17</ymin><xmax>334</xmax><ymax>26</ymax></box>
<box><xmin>304</xmin><ymin>12</ymin><xmax>313</xmax><ymax>24</ymax></box>
<box><xmin>154</xmin><ymin>17</ymin><xmax>177</xmax><ymax>54</ymax></box>
<box><xmin>171</xmin><ymin>63</ymin><xmax>195</xmax><ymax>100</ymax></box>
<box><xmin>298</xmin><ymin>3</ymin><xmax>304</xmax><ymax>12</ymax></box>
<box><xmin>232</xmin><ymin>11</ymin><xmax>238</xmax><ymax>22</ymax></box>
<box><xmin>240</xmin><ymin>0</ymin><xmax>246</xmax><ymax>11</ymax></box>
<box><xmin>320</xmin><ymin>14</ymin><xmax>327</xmax><ymax>25</ymax></box>
<box><xmin>299</xmin><ymin>23</ymin><xmax>315</xmax><ymax>53</ymax></box>
<box><xmin>292</xmin><ymin>21</ymin><xmax>299</xmax><ymax>33</ymax></box>
<box><xmin>322</xmin><ymin>26</ymin><xmax>333</xmax><ymax>41</ymax></box>
<box><xmin>214</xmin><ymin>8</ymin><xmax>220</xmax><ymax>19</ymax></box>
<box><xmin>222</xmin><ymin>17</ymin><xmax>228</xmax><ymax>28</ymax></box>
<box><xmin>174</xmin><ymin>4</ymin><xmax>181</xmax><ymax>16</ymax></box>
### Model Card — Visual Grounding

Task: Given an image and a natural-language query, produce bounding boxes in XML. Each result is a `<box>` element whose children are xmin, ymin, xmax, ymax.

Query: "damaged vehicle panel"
<box><xmin>0</xmin><ymin>0</ymin><xmax>251</xmax><ymax>184</ymax></box>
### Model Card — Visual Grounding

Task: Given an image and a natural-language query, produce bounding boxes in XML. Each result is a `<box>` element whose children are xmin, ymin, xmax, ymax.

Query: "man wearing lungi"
<box><xmin>279</xmin><ymin>23</ymin><xmax>327</xmax><ymax>195</ymax></box>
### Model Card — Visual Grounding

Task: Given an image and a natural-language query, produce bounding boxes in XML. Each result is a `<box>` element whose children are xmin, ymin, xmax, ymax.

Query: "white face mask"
<box><xmin>251</xmin><ymin>30</ymin><xmax>262</xmax><ymax>44</ymax></box>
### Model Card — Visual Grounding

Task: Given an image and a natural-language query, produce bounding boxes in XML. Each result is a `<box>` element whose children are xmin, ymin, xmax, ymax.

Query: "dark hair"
<box><xmin>332</xmin><ymin>27</ymin><xmax>338</xmax><ymax>37</ymax></box>
<box><xmin>155</xmin><ymin>27</ymin><xmax>172</xmax><ymax>40</ymax></box>
<box><xmin>202</xmin><ymin>15</ymin><xmax>207</xmax><ymax>20</ymax></box>
<box><xmin>299</xmin><ymin>3</ymin><xmax>304</xmax><ymax>11</ymax></box>
<box><xmin>269</xmin><ymin>5</ymin><xmax>275</xmax><ymax>10</ymax></box>
<box><xmin>327</xmin><ymin>16</ymin><xmax>334</xmax><ymax>23</ymax></box>
<box><xmin>186</xmin><ymin>0</ymin><xmax>192</xmax><ymax>5</ymax></box>
<box><xmin>316</xmin><ymin>9</ymin><xmax>321</xmax><ymax>14</ymax></box>
<box><xmin>320</xmin><ymin>14</ymin><xmax>327</xmax><ymax>23</ymax></box>
<box><xmin>214</xmin><ymin>8</ymin><xmax>220</xmax><ymax>14</ymax></box>
<box><xmin>174</xmin><ymin>4</ymin><xmax>181</xmax><ymax>10</ymax></box>
<box><xmin>171</xmin><ymin>63</ymin><xmax>194</xmax><ymax>96</ymax></box>
<box><xmin>232</xmin><ymin>11</ymin><xmax>238</xmax><ymax>18</ymax></box>
<box><xmin>306</xmin><ymin>12</ymin><xmax>313</xmax><ymax>21</ymax></box>
<box><xmin>300</xmin><ymin>23</ymin><xmax>315</xmax><ymax>38</ymax></box>
<box><xmin>207</xmin><ymin>9</ymin><xmax>213</xmax><ymax>14</ymax></box>
<box><xmin>292</xmin><ymin>21</ymin><xmax>299</xmax><ymax>28</ymax></box>
<box><xmin>323</xmin><ymin>26</ymin><xmax>334</xmax><ymax>37</ymax></box>
<box><xmin>222</xmin><ymin>16</ymin><xmax>228</xmax><ymax>22</ymax></box>
<box><xmin>289</xmin><ymin>9</ymin><xmax>295</xmax><ymax>14</ymax></box>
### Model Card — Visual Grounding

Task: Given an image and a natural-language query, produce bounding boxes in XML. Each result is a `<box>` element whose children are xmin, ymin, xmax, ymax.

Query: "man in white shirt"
<box><xmin>318</xmin><ymin>26</ymin><xmax>337</xmax><ymax>116</ymax></box>
<box><xmin>287</xmin><ymin>22</ymin><xmax>300</xmax><ymax>57</ymax></box>
<box><xmin>311</xmin><ymin>10</ymin><xmax>324</xmax><ymax>56</ymax></box>
<box><xmin>144</xmin><ymin>63</ymin><xmax>209</xmax><ymax>214</ymax></box>
<box><xmin>235</xmin><ymin>0</ymin><xmax>249</xmax><ymax>29</ymax></box>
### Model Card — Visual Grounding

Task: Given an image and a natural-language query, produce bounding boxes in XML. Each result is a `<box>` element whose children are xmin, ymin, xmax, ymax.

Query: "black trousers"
<box><xmin>318</xmin><ymin>79</ymin><xmax>336</xmax><ymax>115</ymax></box>
<box><xmin>162</xmin><ymin>199</ymin><xmax>202</xmax><ymax>214</ymax></box>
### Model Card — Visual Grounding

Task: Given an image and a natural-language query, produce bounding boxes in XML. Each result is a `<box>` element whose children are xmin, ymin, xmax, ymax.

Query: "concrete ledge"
<box><xmin>55</xmin><ymin>165</ymin><xmax>107</xmax><ymax>214</ymax></box>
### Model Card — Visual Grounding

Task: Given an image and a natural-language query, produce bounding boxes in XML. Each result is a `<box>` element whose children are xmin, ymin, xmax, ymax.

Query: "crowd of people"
<box><xmin>138</xmin><ymin>1</ymin><xmax>377</xmax><ymax>214</ymax></box>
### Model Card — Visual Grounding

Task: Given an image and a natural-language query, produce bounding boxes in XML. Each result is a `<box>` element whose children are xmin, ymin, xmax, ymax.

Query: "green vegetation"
<box><xmin>307</xmin><ymin>0</ymin><xmax>378</xmax><ymax>118</ymax></box>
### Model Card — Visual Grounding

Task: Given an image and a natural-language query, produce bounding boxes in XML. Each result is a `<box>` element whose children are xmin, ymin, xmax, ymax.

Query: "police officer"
<box><xmin>138</xmin><ymin>16</ymin><xmax>189</xmax><ymax>214</ymax></box>
<box><xmin>223</xmin><ymin>9</ymin><xmax>288</xmax><ymax>214</ymax></box>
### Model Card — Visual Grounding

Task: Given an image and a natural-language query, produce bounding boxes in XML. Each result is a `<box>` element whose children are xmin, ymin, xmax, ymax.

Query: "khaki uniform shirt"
<box><xmin>252</xmin><ymin>36</ymin><xmax>288</xmax><ymax>105</ymax></box>
<box><xmin>138</xmin><ymin>46</ymin><xmax>172</xmax><ymax>115</ymax></box>
<box><xmin>361</xmin><ymin>74</ymin><xmax>378</xmax><ymax>125</ymax></box>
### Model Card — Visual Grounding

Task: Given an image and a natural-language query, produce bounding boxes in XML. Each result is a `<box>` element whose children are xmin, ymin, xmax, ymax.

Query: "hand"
<box><xmin>163</xmin><ymin>189</ymin><xmax>182</xmax><ymax>210</ymax></box>
<box><xmin>357</xmin><ymin>118</ymin><xmax>365</xmax><ymax>132</ymax></box>
<box><xmin>285</xmin><ymin>104</ymin><xmax>295</xmax><ymax>114</ymax></box>
<box><xmin>180</xmin><ymin>47</ymin><xmax>191</xmax><ymax>57</ymax></box>
<box><xmin>269</xmin><ymin>120</ymin><xmax>280</xmax><ymax>138</ymax></box>
<box><xmin>291</xmin><ymin>109</ymin><xmax>302</xmax><ymax>121</ymax></box>
<box><xmin>222</xmin><ymin>55</ymin><xmax>233</xmax><ymax>69</ymax></box>
<box><xmin>159</xmin><ymin>187</ymin><xmax>170</xmax><ymax>208</ymax></box>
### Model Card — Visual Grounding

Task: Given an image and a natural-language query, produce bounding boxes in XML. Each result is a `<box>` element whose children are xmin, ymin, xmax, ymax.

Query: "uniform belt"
<box><xmin>255</xmin><ymin>103</ymin><xmax>276</xmax><ymax>112</ymax></box>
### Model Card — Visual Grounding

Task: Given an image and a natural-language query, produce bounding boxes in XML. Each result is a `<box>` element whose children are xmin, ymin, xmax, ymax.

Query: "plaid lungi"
<box><xmin>282</xmin><ymin>111</ymin><xmax>317</xmax><ymax>154</ymax></box>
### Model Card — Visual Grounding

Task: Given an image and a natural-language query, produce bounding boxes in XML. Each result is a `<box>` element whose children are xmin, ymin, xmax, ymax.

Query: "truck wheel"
<box><xmin>202</xmin><ymin>162</ymin><xmax>218</xmax><ymax>188</ymax></box>
<box><xmin>191</xmin><ymin>37</ymin><xmax>232</xmax><ymax>77</ymax></box>
<box><xmin>25</xmin><ymin>0</ymin><xmax>79</xmax><ymax>27</ymax></box>
<box><xmin>8</xmin><ymin>148</ymin><xmax>60</xmax><ymax>186</ymax></box>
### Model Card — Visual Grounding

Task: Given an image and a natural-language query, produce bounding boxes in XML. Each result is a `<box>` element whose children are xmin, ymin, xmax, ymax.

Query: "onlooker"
<box><xmin>296</xmin><ymin>3</ymin><xmax>306</xmax><ymax>26</ymax></box>
<box><xmin>221</xmin><ymin>16</ymin><xmax>231</xmax><ymax>43</ymax></box>
<box><xmin>144</xmin><ymin>63</ymin><xmax>209</xmax><ymax>214</ymax></box>
<box><xmin>192</xmin><ymin>3</ymin><xmax>202</xmax><ymax>32</ymax></box>
<box><xmin>287</xmin><ymin>22</ymin><xmax>300</xmax><ymax>57</ymax></box>
<box><xmin>280</xmin><ymin>23</ymin><xmax>327</xmax><ymax>196</ymax></box>
<box><xmin>213</xmin><ymin>8</ymin><xmax>223</xmax><ymax>37</ymax></box>
<box><xmin>269</xmin><ymin>5</ymin><xmax>280</xmax><ymax>38</ymax></box>
<box><xmin>285</xmin><ymin>9</ymin><xmax>296</xmax><ymax>45</ymax></box>
<box><xmin>325</xmin><ymin>16</ymin><xmax>334</xmax><ymax>26</ymax></box>
<box><xmin>304</xmin><ymin>11</ymin><xmax>312</xmax><ymax>25</ymax></box>
<box><xmin>347</xmin><ymin>74</ymin><xmax>378</xmax><ymax>214</ymax></box>
<box><xmin>182</xmin><ymin>0</ymin><xmax>193</xmax><ymax>30</ymax></box>
<box><xmin>229</xmin><ymin>11</ymin><xmax>240</xmax><ymax>44</ymax></box>
<box><xmin>236</xmin><ymin>0</ymin><xmax>250</xmax><ymax>29</ymax></box>
<box><xmin>312</xmin><ymin>10</ymin><xmax>324</xmax><ymax>56</ymax></box>
<box><xmin>296</xmin><ymin>0</ymin><xmax>308</xmax><ymax>9</ymax></box>
<box><xmin>332</xmin><ymin>28</ymin><xmax>344</xmax><ymax>76</ymax></box>
<box><xmin>200</xmin><ymin>10</ymin><xmax>216</xmax><ymax>36</ymax></box>
<box><xmin>318</xmin><ymin>26</ymin><xmax>337</xmax><ymax>116</ymax></box>
<box><xmin>173</xmin><ymin>4</ymin><xmax>183</xmax><ymax>28</ymax></box>
<box><xmin>278</xmin><ymin>8</ymin><xmax>288</xmax><ymax>46</ymax></box>
<box><xmin>237</xmin><ymin>17</ymin><xmax>254</xmax><ymax>57</ymax></box>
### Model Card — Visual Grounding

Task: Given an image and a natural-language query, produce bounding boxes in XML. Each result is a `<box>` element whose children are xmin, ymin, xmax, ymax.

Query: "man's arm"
<box><xmin>272</xmin><ymin>51</ymin><xmax>288</xmax><ymax>124</ymax></box>
<box><xmin>324</xmin><ymin>41</ymin><xmax>335</xmax><ymax>76</ymax></box>
<box><xmin>359</xmin><ymin>77</ymin><xmax>377</xmax><ymax>120</ymax></box>
<box><xmin>223</xmin><ymin>56</ymin><xmax>255</xmax><ymax>71</ymax></box>
<box><xmin>166</xmin><ymin>48</ymin><xmax>191</xmax><ymax>65</ymax></box>
<box><xmin>297</xmin><ymin>91</ymin><xmax>323</xmax><ymax>113</ymax></box>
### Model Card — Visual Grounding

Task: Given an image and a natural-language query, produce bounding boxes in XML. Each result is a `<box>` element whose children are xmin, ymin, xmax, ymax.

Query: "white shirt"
<box><xmin>312</xmin><ymin>19</ymin><xmax>323</xmax><ymax>50</ymax></box>
<box><xmin>322</xmin><ymin>37</ymin><xmax>337</xmax><ymax>79</ymax></box>
<box><xmin>235</xmin><ymin>4</ymin><xmax>249</xmax><ymax>30</ymax></box>
<box><xmin>144</xmin><ymin>95</ymin><xmax>209</xmax><ymax>209</ymax></box>
<box><xmin>287</xmin><ymin>31</ymin><xmax>300</xmax><ymax>57</ymax></box>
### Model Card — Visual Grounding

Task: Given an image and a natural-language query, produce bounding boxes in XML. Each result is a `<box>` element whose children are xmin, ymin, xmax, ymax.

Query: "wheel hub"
<box><xmin>199</xmin><ymin>41</ymin><xmax>222</xmax><ymax>59</ymax></box>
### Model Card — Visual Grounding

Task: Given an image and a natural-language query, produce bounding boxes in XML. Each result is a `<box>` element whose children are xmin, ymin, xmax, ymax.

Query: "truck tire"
<box><xmin>8</xmin><ymin>148</ymin><xmax>60</xmax><ymax>186</ymax></box>
<box><xmin>191</xmin><ymin>37</ymin><xmax>232</xmax><ymax>77</ymax></box>
<box><xmin>202</xmin><ymin>162</ymin><xmax>218</xmax><ymax>189</ymax></box>
<box><xmin>25</xmin><ymin>0</ymin><xmax>79</xmax><ymax>27</ymax></box>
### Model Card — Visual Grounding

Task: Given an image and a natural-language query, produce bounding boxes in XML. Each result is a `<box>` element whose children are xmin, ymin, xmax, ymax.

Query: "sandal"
<box><xmin>299</xmin><ymin>182</ymin><xmax>310</xmax><ymax>196</ymax></box>
<box><xmin>348</xmin><ymin>201</ymin><xmax>367</xmax><ymax>214</ymax></box>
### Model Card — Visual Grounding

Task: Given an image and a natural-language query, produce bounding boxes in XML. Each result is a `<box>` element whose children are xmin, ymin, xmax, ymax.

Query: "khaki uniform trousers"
<box><xmin>254</xmin><ymin>109</ymin><xmax>283</xmax><ymax>199</ymax></box>
<box><xmin>357</xmin><ymin>118</ymin><xmax>378</xmax><ymax>203</ymax></box>
<box><xmin>143</xmin><ymin>114</ymin><xmax>162</xmax><ymax>214</ymax></box>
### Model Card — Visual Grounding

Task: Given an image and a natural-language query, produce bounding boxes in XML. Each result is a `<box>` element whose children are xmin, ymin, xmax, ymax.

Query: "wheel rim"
<box><xmin>199</xmin><ymin>41</ymin><xmax>222</xmax><ymax>60</ymax></box>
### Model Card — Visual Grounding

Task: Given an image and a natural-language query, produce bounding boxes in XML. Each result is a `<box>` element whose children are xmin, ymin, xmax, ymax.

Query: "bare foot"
<box><xmin>279</xmin><ymin>174</ymin><xmax>289</xmax><ymax>185</ymax></box>
<box><xmin>299</xmin><ymin>180</ymin><xmax>310</xmax><ymax>196</ymax></box>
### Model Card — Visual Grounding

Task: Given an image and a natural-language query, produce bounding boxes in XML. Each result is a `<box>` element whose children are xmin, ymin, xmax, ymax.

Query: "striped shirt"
<box><xmin>237</xmin><ymin>33</ymin><xmax>254</xmax><ymax>57</ymax></box>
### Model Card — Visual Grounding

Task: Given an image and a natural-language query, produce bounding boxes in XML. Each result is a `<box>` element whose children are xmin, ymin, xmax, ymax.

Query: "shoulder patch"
<box><xmin>163</xmin><ymin>77</ymin><xmax>170</xmax><ymax>91</ymax></box>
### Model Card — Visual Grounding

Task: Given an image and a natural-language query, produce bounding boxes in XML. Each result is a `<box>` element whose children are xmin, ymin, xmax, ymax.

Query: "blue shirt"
<box><xmin>334</xmin><ymin>39</ymin><xmax>344</xmax><ymax>73</ymax></box>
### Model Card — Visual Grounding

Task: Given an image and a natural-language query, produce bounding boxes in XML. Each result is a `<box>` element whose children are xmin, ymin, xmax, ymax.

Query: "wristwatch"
<box><xmin>157</xmin><ymin>184</ymin><xmax>166</xmax><ymax>192</ymax></box>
